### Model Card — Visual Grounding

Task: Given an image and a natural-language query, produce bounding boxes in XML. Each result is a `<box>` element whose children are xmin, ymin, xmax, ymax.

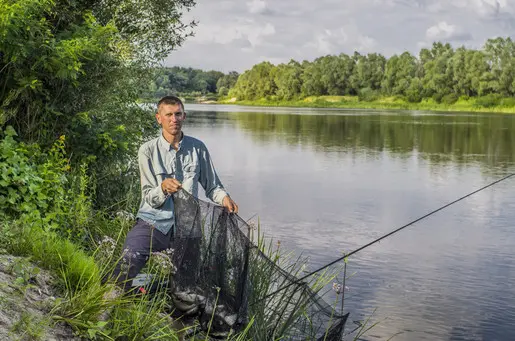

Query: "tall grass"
<box><xmin>245</xmin><ymin>220</ymin><xmax>345</xmax><ymax>340</ymax></box>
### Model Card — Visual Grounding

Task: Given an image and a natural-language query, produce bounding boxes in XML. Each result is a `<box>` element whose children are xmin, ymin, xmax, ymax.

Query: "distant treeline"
<box><xmin>229</xmin><ymin>37</ymin><xmax>515</xmax><ymax>104</ymax></box>
<box><xmin>152</xmin><ymin>37</ymin><xmax>515</xmax><ymax>105</ymax></box>
<box><xmin>147</xmin><ymin>66</ymin><xmax>239</xmax><ymax>99</ymax></box>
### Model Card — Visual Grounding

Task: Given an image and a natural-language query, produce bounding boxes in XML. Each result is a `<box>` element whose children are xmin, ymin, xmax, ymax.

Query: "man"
<box><xmin>111</xmin><ymin>95</ymin><xmax>238</xmax><ymax>291</ymax></box>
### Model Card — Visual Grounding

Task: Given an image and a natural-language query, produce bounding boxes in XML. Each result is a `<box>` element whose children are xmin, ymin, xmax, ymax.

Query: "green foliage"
<box><xmin>440</xmin><ymin>93</ymin><xmax>459</xmax><ymax>105</ymax></box>
<box><xmin>474</xmin><ymin>94</ymin><xmax>502</xmax><ymax>108</ymax></box>
<box><xmin>229</xmin><ymin>62</ymin><xmax>277</xmax><ymax>100</ymax></box>
<box><xmin>404</xmin><ymin>77</ymin><xmax>424</xmax><ymax>103</ymax></box>
<box><xmin>217</xmin><ymin>71</ymin><xmax>240</xmax><ymax>97</ymax></box>
<box><xmin>0</xmin><ymin>127</ymin><xmax>69</xmax><ymax>226</ymax></box>
<box><xmin>1</xmin><ymin>0</ymin><xmax>195</xmax><ymax>210</ymax></box>
<box><xmin>7</xmin><ymin>256</ymin><xmax>41</xmax><ymax>288</ymax></box>
<box><xmin>145</xmin><ymin>66</ymin><xmax>230</xmax><ymax>99</ymax></box>
<box><xmin>500</xmin><ymin>97</ymin><xmax>515</xmax><ymax>107</ymax></box>
<box><xmin>358</xmin><ymin>88</ymin><xmax>381</xmax><ymax>102</ymax></box>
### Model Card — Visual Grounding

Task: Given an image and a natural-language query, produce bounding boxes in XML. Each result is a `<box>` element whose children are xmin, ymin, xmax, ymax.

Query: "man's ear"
<box><xmin>155</xmin><ymin>112</ymin><xmax>161</xmax><ymax>125</ymax></box>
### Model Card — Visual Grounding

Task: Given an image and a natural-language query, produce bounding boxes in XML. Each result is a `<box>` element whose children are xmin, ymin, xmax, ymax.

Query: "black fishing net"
<box><xmin>160</xmin><ymin>189</ymin><xmax>349</xmax><ymax>340</ymax></box>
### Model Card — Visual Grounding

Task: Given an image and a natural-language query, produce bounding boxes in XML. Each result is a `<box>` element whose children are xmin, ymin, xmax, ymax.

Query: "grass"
<box><xmin>245</xmin><ymin>221</ymin><xmax>348</xmax><ymax>340</ymax></box>
<box><xmin>0</xmin><ymin>213</ymin><xmax>359</xmax><ymax>340</ymax></box>
<box><xmin>218</xmin><ymin>95</ymin><xmax>515</xmax><ymax>114</ymax></box>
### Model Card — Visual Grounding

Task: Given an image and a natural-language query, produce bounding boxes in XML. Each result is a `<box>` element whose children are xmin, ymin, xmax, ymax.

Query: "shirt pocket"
<box><xmin>183</xmin><ymin>159</ymin><xmax>199</xmax><ymax>180</ymax></box>
<box><xmin>152</xmin><ymin>162</ymin><xmax>173</xmax><ymax>179</ymax></box>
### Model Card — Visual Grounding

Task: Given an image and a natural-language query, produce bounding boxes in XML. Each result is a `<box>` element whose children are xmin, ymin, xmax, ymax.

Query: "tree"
<box><xmin>230</xmin><ymin>62</ymin><xmax>276</xmax><ymax>100</ymax></box>
<box><xmin>0</xmin><ymin>0</ymin><xmax>197</xmax><ymax>207</ymax></box>
<box><xmin>216</xmin><ymin>71</ymin><xmax>239</xmax><ymax>96</ymax></box>
<box><xmin>382</xmin><ymin>52</ymin><xmax>418</xmax><ymax>96</ymax></box>
<box><xmin>273</xmin><ymin>60</ymin><xmax>303</xmax><ymax>100</ymax></box>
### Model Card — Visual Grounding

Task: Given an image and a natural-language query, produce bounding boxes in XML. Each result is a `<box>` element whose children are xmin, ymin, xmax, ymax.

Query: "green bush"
<box><xmin>358</xmin><ymin>88</ymin><xmax>380</xmax><ymax>102</ymax></box>
<box><xmin>475</xmin><ymin>94</ymin><xmax>502</xmax><ymax>108</ymax></box>
<box><xmin>441</xmin><ymin>93</ymin><xmax>459</xmax><ymax>105</ymax></box>
<box><xmin>0</xmin><ymin>127</ymin><xmax>67</xmax><ymax>221</ymax></box>
<box><xmin>500</xmin><ymin>97</ymin><xmax>515</xmax><ymax>107</ymax></box>
<box><xmin>432</xmin><ymin>92</ymin><xmax>445</xmax><ymax>103</ymax></box>
<box><xmin>0</xmin><ymin>126</ymin><xmax>94</xmax><ymax>242</ymax></box>
<box><xmin>404</xmin><ymin>92</ymin><xmax>422</xmax><ymax>103</ymax></box>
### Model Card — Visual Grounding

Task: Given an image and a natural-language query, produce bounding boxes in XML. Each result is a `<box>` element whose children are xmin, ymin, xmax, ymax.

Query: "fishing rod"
<box><xmin>255</xmin><ymin>171</ymin><xmax>515</xmax><ymax>303</ymax></box>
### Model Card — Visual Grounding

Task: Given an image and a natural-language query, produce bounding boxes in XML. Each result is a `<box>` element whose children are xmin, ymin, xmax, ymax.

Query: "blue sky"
<box><xmin>164</xmin><ymin>0</ymin><xmax>515</xmax><ymax>72</ymax></box>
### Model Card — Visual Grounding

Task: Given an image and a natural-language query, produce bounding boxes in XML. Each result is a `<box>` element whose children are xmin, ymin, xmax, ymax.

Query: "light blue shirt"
<box><xmin>136</xmin><ymin>132</ymin><xmax>228</xmax><ymax>234</ymax></box>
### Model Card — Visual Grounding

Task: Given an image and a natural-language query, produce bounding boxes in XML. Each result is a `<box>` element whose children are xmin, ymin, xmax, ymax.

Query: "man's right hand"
<box><xmin>161</xmin><ymin>178</ymin><xmax>182</xmax><ymax>195</ymax></box>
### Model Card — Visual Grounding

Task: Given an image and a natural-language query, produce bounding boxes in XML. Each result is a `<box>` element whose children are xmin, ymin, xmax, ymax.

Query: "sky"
<box><xmin>164</xmin><ymin>0</ymin><xmax>515</xmax><ymax>73</ymax></box>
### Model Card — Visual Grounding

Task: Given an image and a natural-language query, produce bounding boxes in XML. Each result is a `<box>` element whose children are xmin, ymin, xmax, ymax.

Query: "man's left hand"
<box><xmin>222</xmin><ymin>195</ymin><xmax>239</xmax><ymax>214</ymax></box>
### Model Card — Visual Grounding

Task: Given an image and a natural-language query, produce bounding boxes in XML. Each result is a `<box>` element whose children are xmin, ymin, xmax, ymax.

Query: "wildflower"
<box><xmin>332</xmin><ymin>282</ymin><xmax>343</xmax><ymax>295</ymax></box>
<box><xmin>148</xmin><ymin>251</ymin><xmax>177</xmax><ymax>276</ymax></box>
<box><xmin>95</xmin><ymin>236</ymin><xmax>117</xmax><ymax>261</ymax></box>
<box><xmin>332</xmin><ymin>282</ymin><xmax>350</xmax><ymax>295</ymax></box>
<box><xmin>118</xmin><ymin>248</ymin><xmax>132</xmax><ymax>276</ymax></box>
<box><xmin>116</xmin><ymin>210</ymin><xmax>135</xmax><ymax>221</ymax></box>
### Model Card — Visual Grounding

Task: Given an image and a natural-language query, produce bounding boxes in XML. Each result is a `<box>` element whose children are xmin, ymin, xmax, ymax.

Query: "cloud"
<box><xmin>165</xmin><ymin>0</ymin><xmax>515</xmax><ymax>72</ymax></box>
<box><xmin>426</xmin><ymin>21</ymin><xmax>473</xmax><ymax>41</ymax></box>
<box><xmin>247</xmin><ymin>0</ymin><xmax>272</xmax><ymax>14</ymax></box>
<box><xmin>304</xmin><ymin>25</ymin><xmax>377</xmax><ymax>56</ymax></box>
<box><xmin>188</xmin><ymin>20</ymin><xmax>275</xmax><ymax>47</ymax></box>
<box><xmin>455</xmin><ymin>0</ymin><xmax>503</xmax><ymax>17</ymax></box>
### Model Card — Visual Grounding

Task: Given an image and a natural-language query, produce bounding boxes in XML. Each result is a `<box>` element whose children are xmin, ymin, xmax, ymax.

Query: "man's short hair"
<box><xmin>157</xmin><ymin>95</ymin><xmax>184</xmax><ymax>112</ymax></box>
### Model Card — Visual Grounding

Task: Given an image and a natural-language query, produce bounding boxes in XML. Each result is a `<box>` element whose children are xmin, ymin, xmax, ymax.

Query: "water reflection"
<box><xmin>231</xmin><ymin>111</ymin><xmax>515</xmax><ymax>169</ymax></box>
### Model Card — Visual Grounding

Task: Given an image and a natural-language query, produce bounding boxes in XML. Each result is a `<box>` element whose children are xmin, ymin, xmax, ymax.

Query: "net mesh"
<box><xmin>166</xmin><ymin>189</ymin><xmax>349</xmax><ymax>340</ymax></box>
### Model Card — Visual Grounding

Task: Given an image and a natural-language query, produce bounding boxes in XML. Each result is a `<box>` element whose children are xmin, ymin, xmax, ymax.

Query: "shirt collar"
<box><xmin>158</xmin><ymin>130</ymin><xmax>185</xmax><ymax>151</ymax></box>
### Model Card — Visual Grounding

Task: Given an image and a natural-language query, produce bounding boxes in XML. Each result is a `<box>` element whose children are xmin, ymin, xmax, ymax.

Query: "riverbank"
<box><xmin>217</xmin><ymin>95</ymin><xmax>515</xmax><ymax>113</ymax></box>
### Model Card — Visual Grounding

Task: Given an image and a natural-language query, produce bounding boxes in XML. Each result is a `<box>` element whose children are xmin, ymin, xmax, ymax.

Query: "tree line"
<box><xmin>147</xmin><ymin>67</ymin><xmax>239</xmax><ymax>98</ymax></box>
<box><xmin>154</xmin><ymin>38</ymin><xmax>515</xmax><ymax>106</ymax></box>
<box><xmin>229</xmin><ymin>38</ymin><xmax>515</xmax><ymax>103</ymax></box>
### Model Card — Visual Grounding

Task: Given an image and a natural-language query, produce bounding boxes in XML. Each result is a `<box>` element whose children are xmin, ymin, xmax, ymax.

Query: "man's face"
<box><xmin>156</xmin><ymin>103</ymin><xmax>186</xmax><ymax>137</ymax></box>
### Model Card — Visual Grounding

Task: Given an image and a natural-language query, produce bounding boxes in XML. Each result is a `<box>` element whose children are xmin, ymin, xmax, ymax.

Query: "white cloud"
<box><xmin>454</xmin><ymin>0</ymin><xmax>503</xmax><ymax>17</ymax></box>
<box><xmin>247</xmin><ymin>0</ymin><xmax>270</xmax><ymax>14</ymax></box>
<box><xmin>426</xmin><ymin>21</ymin><xmax>472</xmax><ymax>41</ymax></box>
<box><xmin>187</xmin><ymin>20</ymin><xmax>275</xmax><ymax>47</ymax></box>
<box><xmin>305</xmin><ymin>25</ymin><xmax>377</xmax><ymax>55</ymax></box>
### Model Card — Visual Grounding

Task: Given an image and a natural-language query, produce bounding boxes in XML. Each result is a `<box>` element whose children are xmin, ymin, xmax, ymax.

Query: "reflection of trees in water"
<box><xmin>233</xmin><ymin>112</ymin><xmax>515</xmax><ymax>167</ymax></box>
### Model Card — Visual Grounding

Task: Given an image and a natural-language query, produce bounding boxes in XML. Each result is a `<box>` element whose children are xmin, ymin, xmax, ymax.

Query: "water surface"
<box><xmin>184</xmin><ymin>104</ymin><xmax>515</xmax><ymax>341</ymax></box>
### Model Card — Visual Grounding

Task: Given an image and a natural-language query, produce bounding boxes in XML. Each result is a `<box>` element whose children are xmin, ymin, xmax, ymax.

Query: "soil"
<box><xmin>0</xmin><ymin>253</ymin><xmax>80</xmax><ymax>341</ymax></box>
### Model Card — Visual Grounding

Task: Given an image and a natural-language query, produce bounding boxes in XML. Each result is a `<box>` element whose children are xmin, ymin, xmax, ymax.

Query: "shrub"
<box><xmin>440</xmin><ymin>93</ymin><xmax>459</xmax><ymax>105</ymax></box>
<box><xmin>0</xmin><ymin>126</ymin><xmax>94</xmax><ymax>242</ymax></box>
<box><xmin>474</xmin><ymin>94</ymin><xmax>502</xmax><ymax>108</ymax></box>
<box><xmin>500</xmin><ymin>97</ymin><xmax>515</xmax><ymax>107</ymax></box>
<box><xmin>358</xmin><ymin>88</ymin><xmax>380</xmax><ymax>102</ymax></box>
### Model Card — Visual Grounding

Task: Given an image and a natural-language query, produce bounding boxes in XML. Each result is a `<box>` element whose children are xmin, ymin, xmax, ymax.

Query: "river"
<box><xmin>182</xmin><ymin>104</ymin><xmax>515</xmax><ymax>341</ymax></box>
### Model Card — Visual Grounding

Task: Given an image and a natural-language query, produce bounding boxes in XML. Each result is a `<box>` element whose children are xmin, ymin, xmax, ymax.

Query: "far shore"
<box><xmin>211</xmin><ymin>95</ymin><xmax>515</xmax><ymax>114</ymax></box>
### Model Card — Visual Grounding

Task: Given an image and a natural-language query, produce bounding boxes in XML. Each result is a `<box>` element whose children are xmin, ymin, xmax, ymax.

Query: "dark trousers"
<box><xmin>111</xmin><ymin>219</ymin><xmax>173</xmax><ymax>291</ymax></box>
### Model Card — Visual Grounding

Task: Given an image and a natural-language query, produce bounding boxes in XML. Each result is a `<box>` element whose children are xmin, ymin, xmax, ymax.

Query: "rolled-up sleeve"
<box><xmin>198</xmin><ymin>143</ymin><xmax>228</xmax><ymax>205</ymax></box>
<box><xmin>139</xmin><ymin>146</ymin><xmax>167</xmax><ymax>208</ymax></box>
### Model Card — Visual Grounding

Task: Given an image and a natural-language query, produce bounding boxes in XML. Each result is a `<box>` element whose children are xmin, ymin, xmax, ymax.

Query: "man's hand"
<box><xmin>161</xmin><ymin>178</ymin><xmax>182</xmax><ymax>195</ymax></box>
<box><xmin>222</xmin><ymin>195</ymin><xmax>239</xmax><ymax>214</ymax></box>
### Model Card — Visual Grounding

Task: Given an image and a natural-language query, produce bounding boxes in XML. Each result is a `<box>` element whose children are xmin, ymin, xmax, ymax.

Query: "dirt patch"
<box><xmin>0</xmin><ymin>253</ymin><xmax>79</xmax><ymax>341</ymax></box>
